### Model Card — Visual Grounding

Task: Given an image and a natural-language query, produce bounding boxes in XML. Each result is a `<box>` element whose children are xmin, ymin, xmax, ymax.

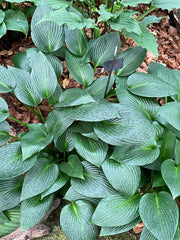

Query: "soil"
<box><xmin>0</xmin><ymin>3</ymin><xmax>180</xmax><ymax>240</ymax></box>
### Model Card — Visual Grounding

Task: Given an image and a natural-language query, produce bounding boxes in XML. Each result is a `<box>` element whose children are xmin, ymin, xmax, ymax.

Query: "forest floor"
<box><xmin>0</xmin><ymin>4</ymin><xmax>180</xmax><ymax>240</ymax></box>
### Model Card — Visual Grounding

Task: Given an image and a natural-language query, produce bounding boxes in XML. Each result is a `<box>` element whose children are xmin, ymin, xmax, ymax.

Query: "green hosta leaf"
<box><xmin>121</xmin><ymin>0</ymin><xmax>151</xmax><ymax>7</ymax></box>
<box><xmin>31</xmin><ymin>51</ymin><xmax>57</xmax><ymax>99</ymax></box>
<box><xmin>91</xmin><ymin>32</ymin><xmax>121</xmax><ymax>68</ymax></box>
<box><xmin>60</xmin><ymin>200</ymin><xmax>99</xmax><ymax>240</ymax></box>
<box><xmin>0</xmin><ymin>97</ymin><xmax>9</xmax><ymax>122</ymax></box>
<box><xmin>0</xmin><ymin>121</ymin><xmax>10</xmax><ymax>146</ymax></box>
<box><xmin>55</xmin><ymin>88</ymin><xmax>95</xmax><ymax>107</ymax></box>
<box><xmin>21</xmin><ymin>129</ymin><xmax>53</xmax><ymax>160</ymax></box>
<box><xmin>152</xmin><ymin>0</ymin><xmax>180</xmax><ymax>10</ymax></box>
<box><xmin>109</xmin><ymin>11</ymin><xmax>142</xmax><ymax>35</ymax></box>
<box><xmin>64</xmin><ymin>187</ymin><xmax>100</xmax><ymax>205</ymax></box>
<box><xmin>86</xmin><ymin>76</ymin><xmax>115</xmax><ymax>100</ymax></box>
<box><xmin>92</xmin><ymin>194</ymin><xmax>140</xmax><ymax>227</ymax></box>
<box><xmin>102</xmin><ymin>158</ymin><xmax>141</xmax><ymax>197</ymax></box>
<box><xmin>141</xmin><ymin>15</ymin><xmax>162</xmax><ymax>26</ymax></box>
<box><xmin>172</xmin><ymin>69</ymin><xmax>180</xmax><ymax>102</ymax></box>
<box><xmin>0</xmin><ymin>65</ymin><xmax>16</xmax><ymax>93</ymax></box>
<box><xmin>45</xmin><ymin>53</ymin><xmax>63</xmax><ymax>79</ymax></box>
<box><xmin>115</xmin><ymin>46</ymin><xmax>147</xmax><ymax>76</ymax></box>
<box><xmin>65</xmin><ymin>27</ymin><xmax>87</xmax><ymax>56</ymax></box>
<box><xmin>4</xmin><ymin>10</ymin><xmax>28</xmax><ymax>36</ymax></box>
<box><xmin>60</xmin><ymin>154</ymin><xmax>84</xmax><ymax>179</ymax></box>
<box><xmin>139</xmin><ymin>192</ymin><xmax>179</xmax><ymax>240</ymax></box>
<box><xmin>0</xmin><ymin>212</ymin><xmax>9</xmax><ymax>224</ymax></box>
<box><xmin>140</xmin><ymin>226</ymin><xmax>157</xmax><ymax>240</ymax></box>
<box><xmin>161</xmin><ymin>159</ymin><xmax>180</xmax><ymax>199</ymax></box>
<box><xmin>63</xmin><ymin>100</ymin><xmax>120</xmax><ymax>122</ymax></box>
<box><xmin>21</xmin><ymin>158</ymin><xmax>59</xmax><ymax>201</ymax></box>
<box><xmin>8</xmin><ymin>66</ymin><xmax>42</xmax><ymax>106</ymax></box>
<box><xmin>111</xmin><ymin>140</ymin><xmax>160</xmax><ymax>166</ymax></box>
<box><xmin>94</xmin><ymin>106</ymin><xmax>157</xmax><ymax>146</ymax></box>
<box><xmin>0</xmin><ymin>206</ymin><xmax>20</xmax><ymax>238</ymax></box>
<box><xmin>128</xmin><ymin>72</ymin><xmax>178</xmax><ymax>98</ymax></box>
<box><xmin>20</xmin><ymin>194</ymin><xmax>54</xmax><ymax>231</ymax></box>
<box><xmin>54</xmin><ymin>130</ymin><xmax>74</xmax><ymax>152</ymax></box>
<box><xmin>31</xmin><ymin>0</ymin><xmax>72</xmax><ymax>9</ymax></box>
<box><xmin>100</xmin><ymin>216</ymin><xmax>141</xmax><ymax>236</ymax></box>
<box><xmin>175</xmin><ymin>140</ymin><xmax>180</xmax><ymax>165</ymax></box>
<box><xmin>71</xmin><ymin>161</ymin><xmax>117</xmax><ymax>198</ymax></box>
<box><xmin>45</xmin><ymin>109</ymin><xmax>74</xmax><ymax>139</ymax></box>
<box><xmin>156</xmin><ymin>102</ymin><xmax>180</xmax><ymax>132</ymax></box>
<box><xmin>174</xmin><ymin>218</ymin><xmax>180</xmax><ymax>240</ymax></box>
<box><xmin>65</xmin><ymin>50</ymin><xmax>94</xmax><ymax>87</ymax></box>
<box><xmin>124</xmin><ymin>23</ymin><xmax>158</xmax><ymax>58</ymax></box>
<box><xmin>72</xmin><ymin>133</ymin><xmax>108</xmax><ymax>167</ymax></box>
<box><xmin>39</xmin><ymin>7</ymin><xmax>95</xmax><ymax>30</ymax></box>
<box><xmin>0</xmin><ymin>142</ymin><xmax>37</xmax><ymax>180</ymax></box>
<box><xmin>152</xmin><ymin>171</ymin><xmax>166</xmax><ymax>188</ymax></box>
<box><xmin>0</xmin><ymin>10</ymin><xmax>5</xmax><ymax>24</ymax></box>
<box><xmin>31</xmin><ymin>0</ymin><xmax>64</xmax><ymax>53</ymax></box>
<box><xmin>0</xmin><ymin>22</ymin><xmax>6</xmax><ymax>38</ymax></box>
<box><xmin>0</xmin><ymin>176</ymin><xmax>23</xmax><ymax>212</ymax></box>
<box><xmin>159</xmin><ymin>129</ymin><xmax>176</xmax><ymax>161</ymax></box>
<box><xmin>115</xmin><ymin>89</ymin><xmax>159</xmax><ymax>121</ymax></box>
<box><xmin>98</xmin><ymin>4</ymin><xmax>113</xmax><ymax>22</ymax></box>
<box><xmin>41</xmin><ymin>172</ymin><xmax>69</xmax><ymax>199</ymax></box>
<box><xmin>49</xmin><ymin>84</ymin><xmax>63</xmax><ymax>105</ymax></box>
<box><xmin>13</xmin><ymin>48</ymin><xmax>38</xmax><ymax>73</ymax></box>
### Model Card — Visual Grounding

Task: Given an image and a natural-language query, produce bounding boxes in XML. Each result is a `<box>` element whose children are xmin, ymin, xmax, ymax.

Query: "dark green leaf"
<box><xmin>102</xmin><ymin>158</ymin><xmax>141</xmax><ymax>197</ymax></box>
<box><xmin>0</xmin><ymin>65</ymin><xmax>16</xmax><ymax>93</ymax></box>
<box><xmin>0</xmin><ymin>121</ymin><xmax>10</xmax><ymax>147</ymax></box>
<box><xmin>152</xmin><ymin>171</ymin><xmax>166</xmax><ymax>188</ymax></box>
<box><xmin>31</xmin><ymin>51</ymin><xmax>57</xmax><ymax>99</ymax></box>
<box><xmin>41</xmin><ymin>172</ymin><xmax>69</xmax><ymax>199</ymax></box>
<box><xmin>100</xmin><ymin>217</ymin><xmax>141</xmax><ymax>236</ymax></box>
<box><xmin>65</xmin><ymin>27</ymin><xmax>87</xmax><ymax>56</ymax></box>
<box><xmin>0</xmin><ymin>9</ymin><xmax>5</xmax><ymax>24</ymax></box>
<box><xmin>20</xmin><ymin>194</ymin><xmax>54</xmax><ymax>231</ymax></box>
<box><xmin>161</xmin><ymin>159</ymin><xmax>180</xmax><ymax>199</ymax></box>
<box><xmin>21</xmin><ymin>129</ymin><xmax>53</xmax><ymax>160</ymax></box>
<box><xmin>0</xmin><ymin>97</ymin><xmax>9</xmax><ymax>122</ymax></box>
<box><xmin>65</xmin><ymin>50</ymin><xmax>94</xmax><ymax>87</ymax></box>
<box><xmin>55</xmin><ymin>88</ymin><xmax>95</xmax><ymax>107</ymax></box>
<box><xmin>141</xmin><ymin>15</ymin><xmax>162</xmax><ymax>26</ymax></box>
<box><xmin>140</xmin><ymin>226</ymin><xmax>158</xmax><ymax>240</ymax></box>
<box><xmin>0</xmin><ymin>176</ymin><xmax>23</xmax><ymax>212</ymax></box>
<box><xmin>45</xmin><ymin>109</ymin><xmax>74</xmax><ymax>139</ymax></box>
<box><xmin>0</xmin><ymin>142</ymin><xmax>37</xmax><ymax>180</ymax></box>
<box><xmin>0</xmin><ymin>22</ymin><xmax>6</xmax><ymax>38</ymax></box>
<box><xmin>60</xmin><ymin>200</ymin><xmax>99</xmax><ymax>240</ymax></box>
<box><xmin>139</xmin><ymin>192</ymin><xmax>179</xmax><ymax>240</ymax></box>
<box><xmin>71</xmin><ymin>161</ymin><xmax>117</xmax><ymax>198</ymax></box>
<box><xmin>21</xmin><ymin>158</ymin><xmax>59</xmax><ymax>201</ymax></box>
<box><xmin>8</xmin><ymin>66</ymin><xmax>42</xmax><ymax>106</ymax></box>
<box><xmin>4</xmin><ymin>10</ymin><xmax>28</xmax><ymax>36</ymax></box>
<box><xmin>54</xmin><ymin>130</ymin><xmax>74</xmax><ymax>152</ymax></box>
<box><xmin>63</xmin><ymin>100</ymin><xmax>120</xmax><ymax>122</ymax></box>
<box><xmin>45</xmin><ymin>53</ymin><xmax>63</xmax><ymax>79</ymax></box>
<box><xmin>31</xmin><ymin>0</ymin><xmax>64</xmax><ymax>53</ymax></box>
<box><xmin>91</xmin><ymin>32</ymin><xmax>121</xmax><ymax>69</ymax></box>
<box><xmin>60</xmin><ymin>154</ymin><xmax>84</xmax><ymax>179</ymax></box>
<box><xmin>0</xmin><ymin>207</ymin><xmax>20</xmax><ymax>238</ymax></box>
<box><xmin>72</xmin><ymin>133</ymin><xmax>108</xmax><ymax>167</ymax></box>
<box><xmin>92</xmin><ymin>194</ymin><xmax>140</xmax><ymax>227</ymax></box>
<box><xmin>115</xmin><ymin>47</ymin><xmax>147</xmax><ymax>76</ymax></box>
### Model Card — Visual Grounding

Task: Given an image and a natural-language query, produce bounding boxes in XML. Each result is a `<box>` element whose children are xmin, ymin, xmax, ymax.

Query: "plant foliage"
<box><xmin>0</xmin><ymin>0</ymin><xmax>180</xmax><ymax>239</ymax></box>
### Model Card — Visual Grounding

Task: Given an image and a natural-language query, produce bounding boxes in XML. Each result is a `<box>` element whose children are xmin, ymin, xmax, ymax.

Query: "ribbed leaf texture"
<box><xmin>31</xmin><ymin>0</ymin><xmax>64</xmax><ymax>52</ymax></box>
<box><xmin>71</xmin><ymin>161</ymin><xmax>117</xmax><ymax>198</ymax></box>
<box><xmin>0</xmin><ymin>65</ymin><xmax>16</xmax><ymax>92</ymax></box>
<box><xmin>20</xmin><ymin>194</ymin><xmax>54</xmax><ymax>231</ymax></box>
<box><xmin>60</xmin><ymin>200</ymin><xmax>99</xmax><ymax>240</ymax></box>
<box><xmin>72</xmin><ymin>133</ymin><xmax>108</xmax><ymax>167</ymax></box>
<box><xmin>139</xmin><ymin>192</ymin><xmax>179</xmax><ymax>240</ymax></box>
<box><xmin>0</xmin><ymin>97</ymin><xmax>9</xmax><ymax>122</ymax></box>
<box><xmin>0</xmin><ymin>121</ymin><xmax>10</xmax><ymax>147</ymax></box>
<box><xmin>92</xmin><ymin>194</ymin><xmax>140</xmax><ymax>227</ymax></box>
<box><xmin>21</xmin><ymin>158</ymin><xmax>59</xmax><ymax>201</ymax></box>
<box><xmin>0</xmin><ymin>142</ymin><xmax>37</xmax><ymax>180</ymax></box>
<box><xmin>102</xmin><ymin>158</ymin><xmax>141</xmax><ymax>197</ymax></box>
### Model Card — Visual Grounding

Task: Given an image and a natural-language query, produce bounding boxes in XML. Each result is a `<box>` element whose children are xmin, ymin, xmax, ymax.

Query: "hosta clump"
<box><xmin>1</xmin><ymin>0</ymin><xmax>180</xmax><ymax>240</ymax></box>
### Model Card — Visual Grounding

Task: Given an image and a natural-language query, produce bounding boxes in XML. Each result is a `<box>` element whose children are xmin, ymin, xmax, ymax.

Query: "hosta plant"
<box><xmin>1</xmin><ymin>0</ymin><xmax>180</xmax><ymax>240</ymax></box>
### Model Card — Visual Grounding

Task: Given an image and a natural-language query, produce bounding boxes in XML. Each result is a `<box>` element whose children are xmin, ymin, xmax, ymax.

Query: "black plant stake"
<box><xmin>104</xmin><ymin>46</ymin><xmax>118</xmax><ymax>98</ymax></box>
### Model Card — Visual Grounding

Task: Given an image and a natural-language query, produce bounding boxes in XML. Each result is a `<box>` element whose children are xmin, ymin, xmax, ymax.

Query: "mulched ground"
<box><xmin>0</xmin><ymin>3</ymin><xmax>180</xmax><ymax>239</ymax></box>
